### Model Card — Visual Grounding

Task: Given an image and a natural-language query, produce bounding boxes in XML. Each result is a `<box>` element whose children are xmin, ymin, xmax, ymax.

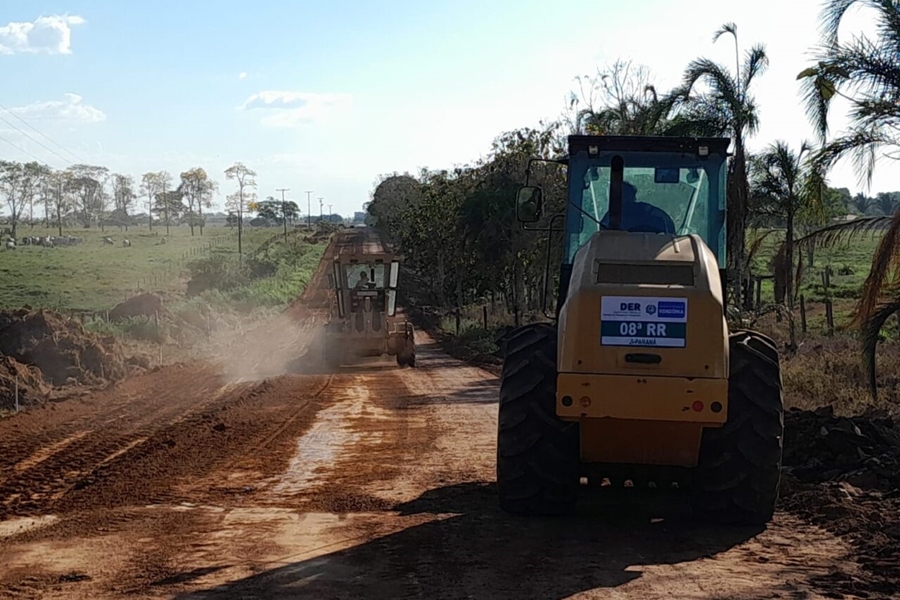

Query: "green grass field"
<box><xmin>746</xmin><ymin>229</ymin><xmax>886</xmax><ymax>334</ymax></box>
<box><xmin>0</xmin><ymin>225</ymin><xmax>276</xmax><ymax>311</ymax></box>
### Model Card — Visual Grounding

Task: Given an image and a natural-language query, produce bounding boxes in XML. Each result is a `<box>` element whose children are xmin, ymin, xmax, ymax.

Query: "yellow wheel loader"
<box><xmin>320</xmin><ymin>251</ymin><xmax>416</xmax><ymax>368</ymax></box>
<box><xmin>498</xmin><ymin>135</ymin><xmax>783</xmax><ymax>525</ymax></box>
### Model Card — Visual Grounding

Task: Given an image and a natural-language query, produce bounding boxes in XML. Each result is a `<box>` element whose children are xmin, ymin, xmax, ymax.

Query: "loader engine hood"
<box><xmin>557</xmin><ymin>230</ymin><xmax>728</xmax><ymax>380</ymax></box>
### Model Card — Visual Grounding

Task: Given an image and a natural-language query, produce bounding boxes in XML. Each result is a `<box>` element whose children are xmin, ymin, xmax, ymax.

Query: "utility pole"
<box><xmin>276</xmin><ymin>187</ymin><xmax>290</xmax><ymax>242</ymax></box>
<box><xmin>305</xmin><ymin>191</ymin><xmax>313</xmax><ymax>230</ymax></box>
<box><xmin>328</xmin><ymin>204</ymin><xmax>333</xmax><ymax>219</ymax></box>
<box><xmin>319</xmin><ymin>197</ymin><xmax>324</xmax><ymax>222</ymax></box>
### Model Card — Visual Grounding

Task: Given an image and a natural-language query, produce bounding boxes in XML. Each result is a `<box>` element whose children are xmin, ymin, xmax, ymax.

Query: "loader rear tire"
<box><xmin>497</xmin><ymin>323</ymin><xmax>578</xmax><ymax>516</ymax></box>
<box><xmin>692</xmin><ymin>330</ymin><xmax>783</xmax><ymax>525</ymax></box>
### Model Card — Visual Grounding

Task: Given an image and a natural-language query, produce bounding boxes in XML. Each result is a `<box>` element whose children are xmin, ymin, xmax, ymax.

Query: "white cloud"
<box><xmin>11</xmin><ymin>94</ymin><xmax>106</xmax><ymax>123</ymax></box>
<box><xmin>240</xmin><ymin>91</ymin><xmax>352</xmax><ymax>127</ymax></box>
<box><xmin>239</xmin><ymin>71</ymin><xmax>247</xmax><ymax>80</ymax></box>
<box><xmin>0</xmin><ymin>15</ymin><xmax>85</xmax><ymax>55</ymax></box>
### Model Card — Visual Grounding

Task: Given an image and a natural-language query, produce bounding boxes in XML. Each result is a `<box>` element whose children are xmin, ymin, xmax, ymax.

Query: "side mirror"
<box><xmin>516</xmin><ymin>186</ymin><xmax>543</xmax><ymax>223</ymax></box>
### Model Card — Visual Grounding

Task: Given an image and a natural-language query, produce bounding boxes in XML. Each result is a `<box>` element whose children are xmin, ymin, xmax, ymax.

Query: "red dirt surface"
<box><xmin>0</xmin><ymin>229</ymin><xmax>896</xmax><ymax>599</ymax></box>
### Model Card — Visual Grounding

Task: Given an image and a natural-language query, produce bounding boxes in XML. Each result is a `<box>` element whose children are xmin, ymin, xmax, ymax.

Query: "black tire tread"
<box><xmin>497</xmin><ymin>323</ymin><xmax>578</xmax><ymax>516</ymax></box>
<box><xmin>692</xmin><ymin>329</ymin><xmax>784</xmax><ymax>525</ymax></box>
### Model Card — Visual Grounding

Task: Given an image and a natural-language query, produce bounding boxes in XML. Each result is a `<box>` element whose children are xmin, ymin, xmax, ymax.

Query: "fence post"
<box><xmin>825</xmin><ymin>300</ymin><xmax>835</xmax><ymax>336</ymax></box>
<box><xmin>483</xmin><ymin>305</ymin><xmax>488</xmax><ymax>330</ymax></box>
<box><xmin>800</xmin><ymin>294</ymin><xmax>808</xmax><ymax>333</ymax></box>
<box><xmin>15</xmin><ymin>375</ymin><xmax>19</xmax><ymax>413</ymax></box>
<box><xmin>755</xmin><ymin>277</ymin><xmax>762</xmax><ymax>313</ymax></box>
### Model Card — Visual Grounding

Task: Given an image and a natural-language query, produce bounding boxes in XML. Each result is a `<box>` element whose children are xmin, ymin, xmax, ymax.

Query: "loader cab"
<box><xmin>517</xmin><ymin>135</ymin><xmax>730</xmax><ymax>312</ymax></box>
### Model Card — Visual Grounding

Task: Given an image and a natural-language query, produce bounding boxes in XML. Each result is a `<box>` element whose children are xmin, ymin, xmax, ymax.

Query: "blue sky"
<box><xmin>0</xmin><ymin>0</ymin><xmax>891</xmax><ymax>217</ymax></box>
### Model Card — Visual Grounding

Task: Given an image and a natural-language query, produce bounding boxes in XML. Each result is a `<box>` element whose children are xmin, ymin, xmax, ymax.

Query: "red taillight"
<box><xmin>692</xmin><ymin>401</ymin><xmax>704</xmax><ymax>412</ymax></box>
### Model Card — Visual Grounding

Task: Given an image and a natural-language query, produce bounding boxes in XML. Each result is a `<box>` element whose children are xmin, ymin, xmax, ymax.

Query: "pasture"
<box><xmin>0</xmin><ymin>224</ymin><xmax>274</xmax><ymax>311</ymax></box>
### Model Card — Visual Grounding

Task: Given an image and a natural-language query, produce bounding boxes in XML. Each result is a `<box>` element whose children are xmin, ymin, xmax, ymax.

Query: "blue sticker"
<box><xmin>657</xmin><ymin>301</ymin><xmax>686</xmax><ymax>319</ymax></box>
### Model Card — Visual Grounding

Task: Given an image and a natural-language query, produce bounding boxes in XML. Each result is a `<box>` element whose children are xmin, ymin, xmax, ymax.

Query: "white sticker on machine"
<box><xmin>600</xmin><ymin>296</ymin><xmax>688</xmax><ymax>348</ymax></box>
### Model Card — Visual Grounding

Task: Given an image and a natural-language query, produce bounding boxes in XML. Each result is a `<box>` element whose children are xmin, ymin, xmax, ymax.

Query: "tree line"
<box><xmin>0</xmin><ymin>160</ymin><xmax>264</xmax><ymax>242</ymax></box>
<box><xmin>369</xmin><ymin>0</ymin><xmax>900</xmax><ymax>394</ymax></box>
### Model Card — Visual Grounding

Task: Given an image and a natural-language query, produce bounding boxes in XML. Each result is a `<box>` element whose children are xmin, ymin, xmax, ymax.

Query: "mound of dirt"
<box><xmin>0</xmin><ymin>308</ymin><xmax>129</xmax><ymax>386</ymax></box>
<box><xmin>783</xmin><ymin>406</ymin><xmax>900</xmax><ymax>490</ymax></box>
<box><xmin>0</xmin><ymin>356</ymin><xmax>50</xmax><ymax>410</ymax></box>
<box><xmin>780</xmin><ymin>407</ymin><xmax>900</xmax><ymax>595</ymax></box>
<box><xmin>108</xmin><ymin>293</ymin><xmax>164</xmax><ymax>322</ymax></box>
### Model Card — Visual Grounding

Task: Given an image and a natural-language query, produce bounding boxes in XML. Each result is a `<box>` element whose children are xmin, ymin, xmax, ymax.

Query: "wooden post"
<box><xmin>825</xmin><ymin>300</ymin><xmax>835</xmax><ymax>336</ymax></box>
<box><xmin>483</xmin><ymin>305</ymin><xmax>488</xmax><ymax>330</ymax></box>
<box><xmin>800</xmin><ymin>294</ymin><xmax>808</xmax><ymax>333</ymax></box>
<box><xmin>755</xmin><ymin>277</ymin><xmax>762</xmax><ymax>312</ymax></box>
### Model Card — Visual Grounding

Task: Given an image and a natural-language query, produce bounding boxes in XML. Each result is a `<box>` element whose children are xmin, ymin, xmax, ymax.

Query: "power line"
<box><xmin>0</xmin><ymin>114</ymin><xmax>73</xmax><ymax>166</ymax></box>
<box><xmin>0</xmin><ymin>134</ymin><xmax>44</xmax><ymax>162</ymax></box>
<box><xmin>0</xmin><ymin>103</ymin><xmax>84</xmax><ymax>163</ymax></box>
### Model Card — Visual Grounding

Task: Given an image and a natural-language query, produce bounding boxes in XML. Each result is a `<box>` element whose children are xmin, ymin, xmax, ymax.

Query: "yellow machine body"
<box><xmin>556</xmin><ymin>230</ymin><xmax>729</xmax><ymax>467</ymax></box>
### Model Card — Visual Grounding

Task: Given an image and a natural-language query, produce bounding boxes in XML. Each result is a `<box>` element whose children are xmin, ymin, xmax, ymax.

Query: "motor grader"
<box><xmin>319</xmin><ymin>251</ymin><xmax>416</xmax><ymax>368</ymax></box>
<box><xmin>498</xmin><ymin>135</ymin><xmax>783</xmax><ymax>525</ymax></box>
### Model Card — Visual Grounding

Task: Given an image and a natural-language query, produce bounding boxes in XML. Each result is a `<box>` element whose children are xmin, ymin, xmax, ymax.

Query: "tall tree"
<box><xmin>49</xmin><ymin>170</ymin><xmax>72</xmax><ymax>236</ymax></box>
<box><xmin>792</xmin><ymin>0</ymin><xmax>900</xmax><ymax>396</ymax></box>
<box><xmin>159</xmin><ymin>170</ymin><xmax>174</xmax><ymax>235</ymax></box>
<box><xmin>110</xmin><ymin>173</ymin><xmax>137</xmax><ymax>230</ymax></box>
<box><xmin>256</xmin><ymin>198</ymin><xmax>300</xmax><ymax>224</ymax></box>
<box><xmin>0</xmin><ymin>161</ymin><xmax>25</xmax><ymax>239</ymax></box>
<box><xmin>566</xmin><ymin>59</ymin><xmax>699</xmax><ymax>136</ymax></box>
<box><xmin>850</xmin><ymin>192</ymin><xmax>873</xmax><ymax>215</ymax></box>
<box><xmin>750</xmin><ymin>141</ymin><xmax>821</xmax><ymax>308</ymax></box>
<box><xmin>180</xmin><ymin>168</ymin><xmax>217</xmax><ymax>236</ymax></box>
<box><xmin>140</xmin><ymin>172</ymin><xmax>166</xmax><ymax>231</ymax></box>
<box><xmin>677</xmin><ymin>23</ymin><xmax>768</xmax><ymax>307</ymax></box>
<box><xmin>224</xmin><ymin>162</ymin><xmax>257</xmax><ymax>255</ymax></box>
<box><xmin>798</xmin><ymin>0</ymin><xmax>900</xmax><ymax>188</ymax></box>
<box><xmin>65</xmin><ymin>164</ymin><xmax>108</xmax><ymax>228</ymax></box>
<box><xmin>874</xmin><ymin>192</ymin><xmax>899</xmax><ymax>216</ymax></box>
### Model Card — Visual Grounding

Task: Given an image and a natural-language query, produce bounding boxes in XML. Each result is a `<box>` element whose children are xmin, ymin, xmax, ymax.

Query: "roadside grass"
<box><xmin>0</xmin><ymin>224</ymin><xmax>327</xmax><ymax>356</ymax></box>
<box><xmin>0</xmin><ymin>225</ymin><xmax>275</xmax><ymax>311</ymax></box>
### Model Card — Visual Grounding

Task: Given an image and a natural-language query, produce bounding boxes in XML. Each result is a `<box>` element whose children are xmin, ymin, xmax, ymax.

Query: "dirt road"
<box><xmin>0</xmin><ymin>233</ymin><xmax>888</xmax><ymax>599</ymax></box>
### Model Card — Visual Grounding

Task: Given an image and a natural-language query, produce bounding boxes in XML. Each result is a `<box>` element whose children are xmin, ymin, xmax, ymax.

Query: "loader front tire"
<box><xmin>692</xmin><ymin>330</ymin><xmax>783</xmax><ymax>525</ymax></box>
<box><xmin>497</xmin><ymin>323</ymin><xmax>578</xmax><ymax>516</ymax></box>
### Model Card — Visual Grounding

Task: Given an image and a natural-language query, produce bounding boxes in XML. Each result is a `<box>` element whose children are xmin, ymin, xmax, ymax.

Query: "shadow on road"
<box><xmin>176</xmin><ymin>482</ymin><xmax>763</xmax><ymax>599</ymax></box>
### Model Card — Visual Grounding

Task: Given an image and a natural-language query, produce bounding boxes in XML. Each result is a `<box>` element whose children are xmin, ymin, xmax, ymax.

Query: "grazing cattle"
<box><xmin>123</xmin><ymin>238</ymin><xmax>132</xmax><ymax>248</ymax></box>
<box><xmin>159</xmin><ymin>236</ymin><xmax>167</xmax><ymax>245</ymax></box>
<box><xmin>102</xmin><ymin>236</ymin><xmax>114</xmax><ymax>245</ymax></box>
<box><xmin>6</xmin><ymin>239</ymin><xmax>15</xmax><ymax>250</ymax></box>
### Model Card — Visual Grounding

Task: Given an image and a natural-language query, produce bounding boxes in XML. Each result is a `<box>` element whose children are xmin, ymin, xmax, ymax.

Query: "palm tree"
<box><xmin>798</xmin><ymin>0</ymin><xmax>900</xmax><ymax>187</ymax></box>
<box><xmin>851</xmin><ymin>193</ymin><xmax>873</xmax><ymax>215</ymax></box>
<box><xmin>875</xmin><ymin>192</ymin><xmax>898</xmax><ymax>215</ymax></box>
<box><xmin>794</xmin><ymin>0</ymin><xmax>900</xmax><ymax>397</ymax></box>
<box><xmin>677</xmin><ymin>23</ymin><xmax>769</xmax><ymax>307</ymax></box>
<box><xmin>750</xmin><ymin>141</ymin><xmax>821</xmax><ymax>309</ymax></box>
